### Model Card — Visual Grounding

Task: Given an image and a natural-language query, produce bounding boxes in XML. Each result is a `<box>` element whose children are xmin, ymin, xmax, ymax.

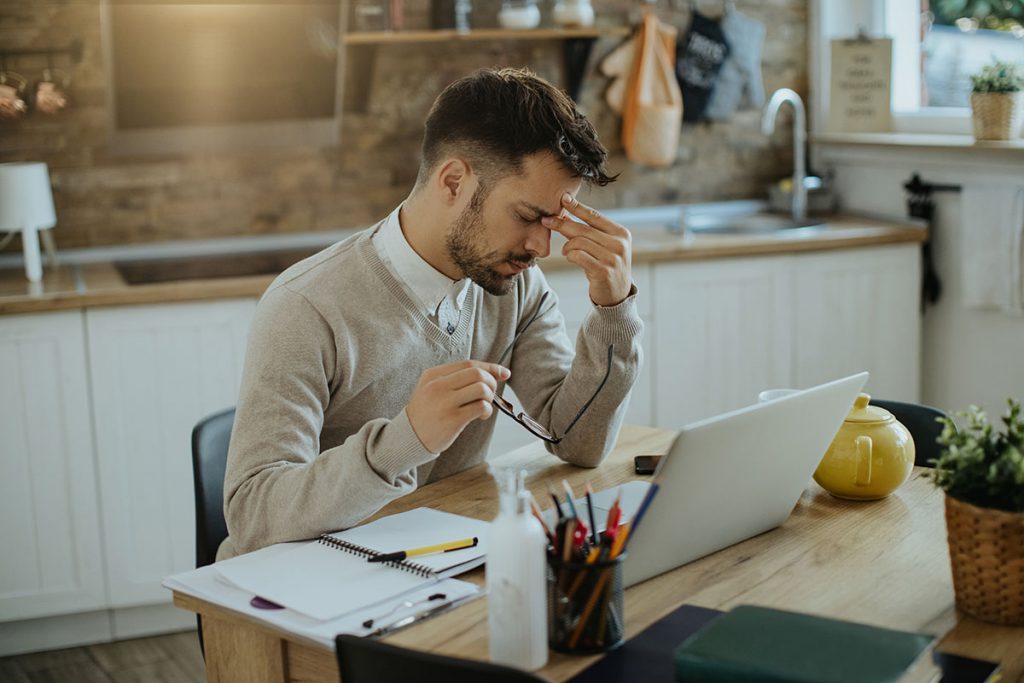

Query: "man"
<box><xmin>219</xmin><ymin>67</ymin><xmax>643</xmax><ymax>560</ymax></box>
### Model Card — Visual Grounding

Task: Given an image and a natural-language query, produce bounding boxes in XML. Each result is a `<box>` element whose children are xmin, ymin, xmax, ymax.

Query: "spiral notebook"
<box><xmin>216</xmin><ymin>507</ymin><xmax>490</xmax><ymax>621</ymax></box>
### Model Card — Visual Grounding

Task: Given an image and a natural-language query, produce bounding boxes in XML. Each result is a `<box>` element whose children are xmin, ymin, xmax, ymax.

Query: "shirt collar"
<box><xmin>375</xmin><ymin>204</ymin><xmax>471</xmax><ymax>317</ymax></box>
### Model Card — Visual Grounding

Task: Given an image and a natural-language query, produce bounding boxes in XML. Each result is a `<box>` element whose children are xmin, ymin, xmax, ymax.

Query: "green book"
<box><xmin>674</xmin><ymin>605</ymin><xmax>934</xmax><ymax>683</ymax></box>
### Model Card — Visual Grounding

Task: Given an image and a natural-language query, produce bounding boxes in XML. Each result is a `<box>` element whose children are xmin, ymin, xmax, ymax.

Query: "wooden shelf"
<box><xmin>343</xmin><ymin>27</ymin><xmax>631</xmax><ymax>45</ymax></box>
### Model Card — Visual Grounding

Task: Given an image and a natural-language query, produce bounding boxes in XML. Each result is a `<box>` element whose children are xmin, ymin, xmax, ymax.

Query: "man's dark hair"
<box><xmin>416</xmin><ymin>67</ymin><xmax>617</xmax><ymax>190</ymax></box>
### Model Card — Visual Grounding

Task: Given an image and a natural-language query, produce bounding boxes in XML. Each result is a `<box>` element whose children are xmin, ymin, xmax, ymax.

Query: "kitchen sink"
<box><xmin>683</xmin><ymin>212</ymin><xmax>826</xmax><ymax>235</ymax></box>
<box><xmin>604</xmin><ymin>200</ymin><xmax>828</xmax><ymax>241</ymax></box>
<box><xmin>115</xmin><ymin>247</ymin><xmax>322</xmax><ymax>285</ymax></box>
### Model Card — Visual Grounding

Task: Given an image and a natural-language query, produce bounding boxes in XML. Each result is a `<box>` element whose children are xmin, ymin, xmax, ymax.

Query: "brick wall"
<box><xmin>0</xmin><ymin>0</ymin><xmax>806</xmax><ymax>251</ymax></box>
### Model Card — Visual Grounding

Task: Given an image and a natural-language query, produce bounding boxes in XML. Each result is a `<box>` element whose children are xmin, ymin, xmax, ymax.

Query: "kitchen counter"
<box><xmin>0</xmin><ymin>215</ymin><xmax>925</xmax><ymax>315</ymax></box>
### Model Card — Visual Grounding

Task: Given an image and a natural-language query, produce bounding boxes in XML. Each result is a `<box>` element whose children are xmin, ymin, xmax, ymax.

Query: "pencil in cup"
<box><xmin>546</xmin><ymin>554</ymin><xmax>626</xmax><ymax>653</ymax></box>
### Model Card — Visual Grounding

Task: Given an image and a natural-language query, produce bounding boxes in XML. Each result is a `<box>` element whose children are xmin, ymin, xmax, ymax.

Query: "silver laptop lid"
<box><xmin>622</xmin><ymin>372</ymin><xmax>869</xmax><ymax>587</ymax></box>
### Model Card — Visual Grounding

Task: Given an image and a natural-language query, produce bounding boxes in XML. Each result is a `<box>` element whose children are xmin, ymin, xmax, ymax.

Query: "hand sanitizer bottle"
<box><xmin>487</xmin><ymin>469</ymin><xmax>548</xmax><ymax>670</ymax></box>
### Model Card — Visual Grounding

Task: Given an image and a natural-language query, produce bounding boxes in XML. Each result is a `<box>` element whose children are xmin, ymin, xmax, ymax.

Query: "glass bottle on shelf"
<box><xmin>552</xmin><ymin>0</ymin><xmax>594</xmax><ymax>27</ymax></box>
<box><xmin>498</xmin><ymin>0</ymin><xmax>541</xmax><ymax>29</ymax></box>
<box><xmin>454</xmin><ymin>0</ymin><xmax>472</xmax><ymax>31</ymax></box>
<box><xmin>351</xmin><ymin>0</ymin><xmax>390</xmax><ymax>31</ymax></box>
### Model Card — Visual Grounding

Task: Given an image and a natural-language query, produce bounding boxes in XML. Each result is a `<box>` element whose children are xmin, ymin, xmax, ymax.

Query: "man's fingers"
<box><xmin>542</xmin><ymin>213</ymin><xmax>618</xmax><ymax>249</ymax></box>
<box><xmin>558</xmin><ymin>192</ymin><xmax>629</xmax><ymax>237</ymax></box>
<box><xmin>459</xmin><ymin>400</ymin><xmax>493</xmax><ymax>423</ymax></box>
<box><xmin>427</xmin><ymin>359</ymin><xmax>510</xmax><ymax>382</ymax></box>
<box><xmin>453</xmin><ymin>382</ymin><xmax>495</xmax><ymax>407</ymax></box>
<box><xmin>561</xmin><ymin>235</ymin><xmax>620</xmax><ymax>266</ymax></box>
<box><xmin>439</xmin><ymin>366</ymin><xmax>500</xmax><ymax>392</ymax></box>
<box><xmin>565</xmin><ymin>248</ymin><xmax>610</xmax><ymax>279</ymax></box>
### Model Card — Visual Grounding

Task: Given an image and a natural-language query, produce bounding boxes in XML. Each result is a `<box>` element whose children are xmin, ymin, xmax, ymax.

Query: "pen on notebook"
<box><xmin>368</xmin><ymin>536</ymin><xmax>478</xmax><ymax>563</ymax></box>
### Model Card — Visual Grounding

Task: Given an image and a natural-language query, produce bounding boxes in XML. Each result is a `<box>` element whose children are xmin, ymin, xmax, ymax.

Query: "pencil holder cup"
<box><xmin>547</xmin><ymin>555</ymin><xmax>625</xmax><ymax>654</ymax></box>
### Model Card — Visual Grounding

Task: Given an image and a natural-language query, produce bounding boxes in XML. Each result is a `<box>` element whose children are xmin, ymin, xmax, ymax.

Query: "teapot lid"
<box><xmin>845</xmin><ymin>393</ymin><xmax>893</xmax><ymax>424</ymax></box>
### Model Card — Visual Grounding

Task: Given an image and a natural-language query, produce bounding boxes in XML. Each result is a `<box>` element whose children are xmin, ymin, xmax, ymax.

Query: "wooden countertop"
<box><xmin>0</xmin><ymin>215</ymin><xmax>925</xmax><ymax>316</ymax></box>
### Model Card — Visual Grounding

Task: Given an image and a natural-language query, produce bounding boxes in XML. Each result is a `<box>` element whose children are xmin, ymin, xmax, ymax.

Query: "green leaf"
<box><xmin>930</xmin><ymin>398</ymin><xmax>1024</xmax><ymax>513</ymax></box>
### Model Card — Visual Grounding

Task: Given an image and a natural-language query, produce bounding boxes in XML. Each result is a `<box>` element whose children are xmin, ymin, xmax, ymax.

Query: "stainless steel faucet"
<box><xmin>761</xmin><ymin>88</ymin><xmax>807</xmax><ymax>221</ymax></box>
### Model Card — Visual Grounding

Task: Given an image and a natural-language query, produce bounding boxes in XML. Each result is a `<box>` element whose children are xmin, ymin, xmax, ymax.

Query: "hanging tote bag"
<box><xmin>621</xmin><ymin>14</ymin><xmax>682</xmax><ymax>167</ymax></box>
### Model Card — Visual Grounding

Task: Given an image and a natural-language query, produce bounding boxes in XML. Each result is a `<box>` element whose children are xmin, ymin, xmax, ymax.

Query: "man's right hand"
<box><xmin>406</xmin><ymin>360</ymin><xmax>511</xmax><ymax>454</ymax></box>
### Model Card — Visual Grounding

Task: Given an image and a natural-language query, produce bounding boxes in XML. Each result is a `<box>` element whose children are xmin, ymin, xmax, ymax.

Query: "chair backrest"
<box><xmin>335</xmin><ymin>634</ymin><xmax>547</xmax><ymax>683</ymax></box>
<box><xmin>869</xmin><ymin>399</ymin><xmax>947</xmax><ymax>468</ymax></box>
<box><xmin>191</xmin><ymin>407</ymin><xmax>235</xmax><ymax>569</ymax></box>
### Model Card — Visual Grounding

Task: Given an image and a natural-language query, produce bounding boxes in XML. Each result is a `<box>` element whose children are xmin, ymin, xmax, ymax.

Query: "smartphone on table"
<box><xmin>633</xmin><ymin>454</ymin><xmax>662</xmax><ymax>475</ymax></box>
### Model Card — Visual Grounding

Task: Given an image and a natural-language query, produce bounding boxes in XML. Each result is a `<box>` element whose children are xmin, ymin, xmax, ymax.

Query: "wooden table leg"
<box><xmin>201</xmin><ymin>613</ymin><xmax>288</xmax><ymax>683</ymax></box>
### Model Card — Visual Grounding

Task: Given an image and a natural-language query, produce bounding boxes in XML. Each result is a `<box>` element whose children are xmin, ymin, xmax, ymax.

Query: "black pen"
<box><xmin>547</xmin><ymin>482</ymin><xmax>566</xmax><ymax>520</ymax></box>
<box><xmin>584</xmin><ymin>483</ymin><xmax>599</xmax><ymax>546</ymax></box>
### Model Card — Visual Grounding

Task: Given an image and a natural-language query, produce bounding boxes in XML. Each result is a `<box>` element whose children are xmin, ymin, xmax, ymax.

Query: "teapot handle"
<box><xmin>855</xmin><ymin>435</ymin><xmax>872</xmax><ymax>486</ymax></box>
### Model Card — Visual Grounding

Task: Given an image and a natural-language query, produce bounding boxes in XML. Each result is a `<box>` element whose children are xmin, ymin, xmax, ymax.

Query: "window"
<box><xmin>813</xmin><ymin>1</ymin><xmax>1024</xmax><ymax>134</ymax></box>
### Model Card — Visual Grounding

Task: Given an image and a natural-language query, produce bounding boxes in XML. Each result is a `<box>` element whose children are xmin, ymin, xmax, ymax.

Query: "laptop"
<box><xmin>583</xmin><ymin>372</ymin><xmax>868</xmax><ymax>588</ymax></box>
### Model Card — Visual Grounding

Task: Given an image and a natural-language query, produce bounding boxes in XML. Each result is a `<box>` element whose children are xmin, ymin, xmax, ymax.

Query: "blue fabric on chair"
<box><xmin>190</xmin><ymin>406</ymin><xmax>235</xmax><ymax>656</ymax></box>
<box><xmin>869</xmin><ymin>399</ymin><xmax>947</xmax><ymax>468</ymax></box>
<box><xmin>335</xmin><ymin>634</ymin><xmax>547</xmax><ymax>683</ymax></box>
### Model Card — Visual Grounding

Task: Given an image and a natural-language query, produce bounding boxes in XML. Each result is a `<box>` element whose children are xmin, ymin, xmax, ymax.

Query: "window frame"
<box><xmin>810</xmin><ymin>0</ymin><xmax>972</xmax><ymax>136</ymax></box>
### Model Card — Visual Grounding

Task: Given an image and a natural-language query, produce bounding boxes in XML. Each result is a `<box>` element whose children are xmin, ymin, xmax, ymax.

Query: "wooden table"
<box><xmin>173</xmin><ymin>425</ymin><xmax>1024</xmax><ymax>682</ymax></box>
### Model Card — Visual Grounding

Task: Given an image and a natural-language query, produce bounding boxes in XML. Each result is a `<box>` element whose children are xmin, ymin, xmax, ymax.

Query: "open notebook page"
<box><xmin>216</xmin><ymin>507</ymin><xmax>490</xmax><ymax>621</ymax></box>
<box><xmin>217</xmin><ymin>541</ymin><xmax>429</xmax><ymax>621</ymax></box>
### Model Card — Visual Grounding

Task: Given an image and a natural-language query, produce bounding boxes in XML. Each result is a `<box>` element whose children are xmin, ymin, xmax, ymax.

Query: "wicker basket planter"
<box><xmin>944</xmin><ymin>494</ymin><xmax>1024</xmax><ymax>625</ymax></box>
<box><xmin>970</xmin><ymin>91</ymin><xmax>1024</xmax><ymax>141</ymax></box>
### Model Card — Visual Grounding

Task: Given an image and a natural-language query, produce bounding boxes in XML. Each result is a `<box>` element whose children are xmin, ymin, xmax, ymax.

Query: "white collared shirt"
<box><xmin>372</xmin><ymin>205</ymin><xmax>471</xmax><ymax>335</ymax></box>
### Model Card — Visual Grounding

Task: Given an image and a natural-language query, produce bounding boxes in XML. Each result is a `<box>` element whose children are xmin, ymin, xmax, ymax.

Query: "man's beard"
<box><xmin>446</xmin><ymin>190</ymin><xmax>535</xmax><ymax>296</ymax></box>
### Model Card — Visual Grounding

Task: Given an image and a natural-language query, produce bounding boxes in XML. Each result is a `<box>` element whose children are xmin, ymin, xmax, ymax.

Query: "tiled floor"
<box><xmin>0</xmin><ymin>630</ymin><xmax>205</xmax><ymax>683</ymax></box>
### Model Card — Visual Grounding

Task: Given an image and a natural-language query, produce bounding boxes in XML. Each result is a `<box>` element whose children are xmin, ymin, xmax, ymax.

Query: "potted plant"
<box><xmin>969</xmin><ymin>61</ymin><xmax>1024</xmax><ymax>141</ymax></box>
<box><xmin>930</xmin><ymin>400</ymin><xmax>1024</xmax><ymax>625</ymax></box>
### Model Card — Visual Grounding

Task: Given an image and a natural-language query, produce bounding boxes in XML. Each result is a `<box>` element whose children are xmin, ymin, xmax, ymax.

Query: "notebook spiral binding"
<box><xmin>317</xmin><ymin>536</ymin><xmax>435</xmax><ymax>578</ymax></box>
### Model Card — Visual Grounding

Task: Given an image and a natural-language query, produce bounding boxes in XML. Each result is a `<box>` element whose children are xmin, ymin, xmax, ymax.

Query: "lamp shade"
<box><xmin>0</xmin><ymin>162</ymin><xmax>57</xmax><ymax>231</ymax></box>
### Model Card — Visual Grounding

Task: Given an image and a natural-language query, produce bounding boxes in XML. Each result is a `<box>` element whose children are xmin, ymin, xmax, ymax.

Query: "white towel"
<box><xmin>960</xmin><ymin>184</ymin><xmax>1024</xmax><ymax>315</ymax></box>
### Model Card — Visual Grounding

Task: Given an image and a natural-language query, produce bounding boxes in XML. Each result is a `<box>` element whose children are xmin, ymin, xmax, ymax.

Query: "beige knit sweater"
<box><xmin>218</xmin><ymin>224</ymin><xmax>643</xmax><ymax>560</ymax></box>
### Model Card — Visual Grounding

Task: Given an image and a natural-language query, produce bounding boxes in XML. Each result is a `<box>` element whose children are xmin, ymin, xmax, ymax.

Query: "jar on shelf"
<box><xmin>350</xmin><ymin>0</ymin><xmax>390</xmax><ymax>31</ymax></box>
<box><xmin>498</xmin><ymin>0</ymin><xmax>541</xmax><ymax>29</ymax></box>
<box><xmin>552</xmin><ymin>0</ymin><xmax>594</xmax><ymax>27</ymax></box>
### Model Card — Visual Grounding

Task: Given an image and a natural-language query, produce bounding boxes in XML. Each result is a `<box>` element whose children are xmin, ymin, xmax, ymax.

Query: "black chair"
<box><xmin>190</xmin><ymin>406</ymin><xmax>236</xmax><ymax>654</ymax></box>
<box><xmin>335</xmin><ymin>634</ymin><xmax>548</xmax><ymax>683</ymax></box>
<box><xmin>869</xmin><ymin>399</ymin><xmax>947</xmax><ymax>468</ymax></box>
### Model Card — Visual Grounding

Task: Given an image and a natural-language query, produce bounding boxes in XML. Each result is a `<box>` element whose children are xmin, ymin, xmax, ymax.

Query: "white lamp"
<box><xmin>0</xmin><ymin>162</ymin><xmax>57</xmax><ymax>283</ymax></box>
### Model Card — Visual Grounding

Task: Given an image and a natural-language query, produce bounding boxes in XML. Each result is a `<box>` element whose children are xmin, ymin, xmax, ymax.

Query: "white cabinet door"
<box><xmin>792</xmin><ymin>245</ymin><xmax>921</xmax><ymax>401</ymax></box>
<box><xmin>87</xmin><ymin>298</ymin><xmax>255</xmax><ymax>608</ymax></box>
<box><xmin>0</xmin><ymin>311</ymin><xmax>107</xmax><ymax>621</ymax></box>
<box><xmin>653</xmin><ymin>257</ymin><xmax>793</xmax><ymax>427</ymax></box>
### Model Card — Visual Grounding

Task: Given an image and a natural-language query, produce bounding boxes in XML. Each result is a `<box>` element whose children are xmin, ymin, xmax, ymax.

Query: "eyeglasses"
<box><xmin>492</xmin><ymin>343</ymin><xmax>614</xmax><ymax>444</ymax></box>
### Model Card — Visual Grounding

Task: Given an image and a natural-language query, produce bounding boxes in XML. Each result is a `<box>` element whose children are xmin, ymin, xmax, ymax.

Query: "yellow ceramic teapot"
<box><xmin>813</xmin><ymin>394</ymin><xmax>915</xmax><ymax>500</ymax></box>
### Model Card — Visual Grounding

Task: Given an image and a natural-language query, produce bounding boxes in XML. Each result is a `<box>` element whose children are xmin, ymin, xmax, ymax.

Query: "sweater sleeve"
<box><xmin>222</xmin><ymin>285</ymin><xmax>437</xmax><ymax>557</ymax></box>
<box><xmin>506</xmin><ymin>269</ymin><xmax>644</xmax><ymax>467</ymax></box>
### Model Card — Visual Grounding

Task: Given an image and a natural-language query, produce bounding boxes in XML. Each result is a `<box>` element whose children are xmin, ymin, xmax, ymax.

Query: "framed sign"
<box><xmin>827</xmin><ymin>37</ymin><xmax>893</xmax><ymax>133</ymax></box>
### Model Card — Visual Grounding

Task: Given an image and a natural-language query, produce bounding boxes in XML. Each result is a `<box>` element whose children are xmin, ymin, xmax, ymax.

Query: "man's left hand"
<box><xmin>542</xmin><ymin>193</ymin><xmax>633</xmax><ymax>307</ymax></box>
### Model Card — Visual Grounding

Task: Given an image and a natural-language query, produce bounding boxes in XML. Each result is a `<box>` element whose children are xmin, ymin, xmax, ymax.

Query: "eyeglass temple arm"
<box><xmin>556</xmin><ymin>344</ymin><xmax>615</xmax><ymax>440</ymax></box>
<box><xmin>496</xmin><ymin>291</ymin><xmax>553</xmax><ymax>367</ymax></box>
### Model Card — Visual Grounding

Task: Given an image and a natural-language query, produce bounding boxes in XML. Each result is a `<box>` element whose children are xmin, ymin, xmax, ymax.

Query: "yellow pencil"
<box><xmin>368</xmin><ymin>536</ymin><xmax>478</xmax><ymax>563</ymax></box>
